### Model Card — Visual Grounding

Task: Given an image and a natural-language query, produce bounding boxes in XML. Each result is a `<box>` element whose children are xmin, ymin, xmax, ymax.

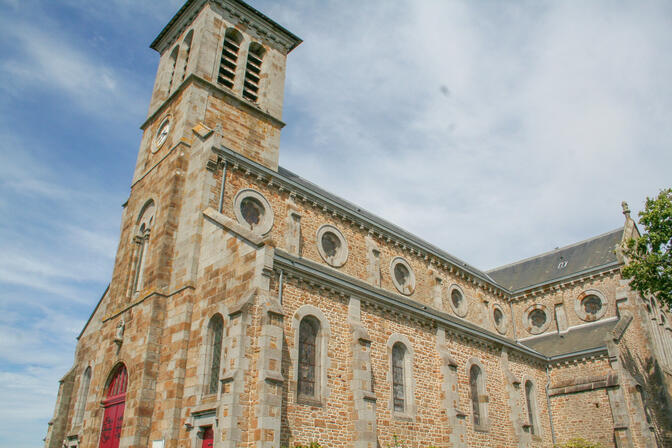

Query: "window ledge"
<box><xmin>474</xmin><ymin>423</ymin><xmax>490</xmax><ymax>433</ymax></box>
<box><xmin>190</xmin><ymin>402</ymin><xmax>217</xmax><ymax>416</ymax></box>
<box><xmin>362</xmin><ymin>390</ymin><xmax>377</xmax><ymax>402</ymax></box>
<box><xmin>197</xmin><ymin>394</ymin><xmax>218</xmax><ymax>406</ymax></box>
<box><xmin>297</xmin><ymin>396</ymin><xmax>323</xmax><ymax>408</ymax></box>
<box><xmin>392</xmin><ymin>411</ymin><xmax>414</xmax><ymax>421</ymax></box>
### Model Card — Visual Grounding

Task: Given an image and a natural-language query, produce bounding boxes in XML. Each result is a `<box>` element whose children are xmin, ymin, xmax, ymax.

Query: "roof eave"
<box><xmin>150</xmin><ymin>0</ymin><xmax>302</xmax><ymax>54</ymax></box>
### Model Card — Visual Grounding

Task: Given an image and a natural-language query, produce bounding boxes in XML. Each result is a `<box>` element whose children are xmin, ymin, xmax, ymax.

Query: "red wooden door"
<box><xmin>201</xmin><ymin>427</ymin><xmax>214</xmax><ymax>448</ymax></box>
<box><xmin>100</xmin><ymin>365</ymin><xmax>128</xmax><ymax>448</ymax></box>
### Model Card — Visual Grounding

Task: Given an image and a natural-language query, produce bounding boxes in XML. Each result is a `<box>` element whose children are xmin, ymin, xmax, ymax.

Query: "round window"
<box><xmin>582</xmin><ymin>295</ymin><xmax>602</xmax><ymax>316</ymax></box>
<box><xmin>524</xmin><ymin>304</ymin><xmax>551</xmax><ymax>335</ymax></box>
<box><xmin>491</xmin><ymin>304</ymin><xmax>508</xmax><ymax>335</ymax></box>
<box><xmin>452</xmin><ymin>290</ymin><xmax>463</xmax><ymax>309</ymax></box>
<box><xmin>240</xmin><ymin>197</ymin><xmax>264</xmax><ymax>227</ymax></box>
<box><xmin>529</xmin><ymin>309</ymin><xmax>546</xmax><ymax>328</ymax></box>
<box><xmin>321</xmin><ymin>232</ymin><xmax>340</xmax><ymax>257</ymax></box>
<box><xmin>394</xmin><ymin>263</ymin><xmax>410</xmax><ymax>285</ymax></box>
<box><xmin>447</xmin><ymin>285</ymin><xmax>468</xmax><ymax>317</ymax></box>
<box><xmin>316</xmin><ymin>225</ymin><xmax>348</xmax><ymax>267</ymax></box>
<box><xmin>574</xmin><ymin>290</ymin><xmax>607</xmax><ymax>322</ymax></box>
<box><xmin>233</xmin><ymin>189</ymin><xmax>274</xmax><ymax>235</ymax></box>
<box><xmin>494</xmin><ymin>308</ymin><xmax>504</xmax><ymax>326</ymax></box>
<box><xmin>390</xmin><ymin>257</ymin><xmax>415</xmax><ymax>295</ymax></box>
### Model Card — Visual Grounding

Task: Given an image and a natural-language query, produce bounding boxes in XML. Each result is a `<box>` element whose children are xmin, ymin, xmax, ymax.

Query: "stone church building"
<box><xmin>45</xmin><ymin>1</ymin><xmax>672</xmax><ymax>447</ymax></box>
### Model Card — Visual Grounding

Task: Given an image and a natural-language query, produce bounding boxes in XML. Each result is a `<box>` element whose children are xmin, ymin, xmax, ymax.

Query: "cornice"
<box><xmin>151</xmin><ymin>0</ymin><xmax>302</xmax><ymax>55</ymax></box>
<box><xmin>213</xmin><ymin>145</ymin><xmax>511</xmax><ymax>299</ymax></box>
<box><xmin>102</xmin><ymin>284</ymin><xmax>196</xmax><ymax>323</ymax></box>
<box><xmin>510</xmin><ymin>263</ymin><xmax>622</xmax><ymax>301</ymax></box>
<box><xmin>141</xmin><ymin>73</ymin><xmax>285</xmax><ymax>131</ymax></box>
<box><xmin>209</xmin><ymin>146</ymin><xmax>630</xmax><ymax>313</ymax></box>
<box><xmin>273</xmin><ymin>250</ymin><xmax>547</xmax><ymax>362</ymax></box>
<box><xmin>547</xmin><ymin>347</ymin><xmax>609</xmax><ymax>366</ymax></box>
<box><xmin>150</xmin><ymin>0</ymin><xmax>203</xmax><ymax>54</ymax></box>
<box><xmin>131</xmin><ymin>140</ymin><xmax>190</xmax><ymax>189</ymax></box>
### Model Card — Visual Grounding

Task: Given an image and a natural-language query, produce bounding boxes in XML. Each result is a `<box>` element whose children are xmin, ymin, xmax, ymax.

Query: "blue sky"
<box><xmin>1</xmin><ymin>0</ymin><xmax>671</xmax><ymax>447</ymax></box>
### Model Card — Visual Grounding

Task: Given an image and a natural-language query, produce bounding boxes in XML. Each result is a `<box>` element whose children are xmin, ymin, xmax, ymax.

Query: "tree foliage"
<box><xmin>555</xmin><ymin>438</ymin><xmax>603</xmax><ymax>448</ymax></box>
<box><xmin>622</xmin><ymin>188</ymin><xmax>672</xmax><ymax>309</ymax></box>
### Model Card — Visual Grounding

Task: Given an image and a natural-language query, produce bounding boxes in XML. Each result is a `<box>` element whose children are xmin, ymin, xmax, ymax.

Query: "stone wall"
<box><xmin>44</xmin><ymin>2</ymin><xmax>672</xmax><ymax>448</ymax></box>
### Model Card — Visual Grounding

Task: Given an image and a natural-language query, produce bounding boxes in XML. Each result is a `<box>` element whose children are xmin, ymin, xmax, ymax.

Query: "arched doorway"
<box><xmin>99</xmin><ymin>364</ymin><xmax>127</xmax><ymax>448</ymax></box>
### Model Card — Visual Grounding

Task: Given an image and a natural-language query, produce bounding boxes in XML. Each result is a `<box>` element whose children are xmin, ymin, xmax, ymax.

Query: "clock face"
<box><xmin>153</xmin><ymin>118</ymin><xmax>170</xmax><ymax>152</ymax></box>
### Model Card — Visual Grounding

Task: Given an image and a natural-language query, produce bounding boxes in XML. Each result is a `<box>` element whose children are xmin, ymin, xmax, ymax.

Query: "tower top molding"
<box><xmin>150</xmin><ymin>0</ymin><xmax>302</xmax><ymax>55</ymax></box>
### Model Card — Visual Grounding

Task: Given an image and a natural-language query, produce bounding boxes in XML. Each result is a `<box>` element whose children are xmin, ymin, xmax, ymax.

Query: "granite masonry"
<box><xmin>45</xmin><ymin>1</ymin><xmax>672</xmax><ymax>447</ymax></box>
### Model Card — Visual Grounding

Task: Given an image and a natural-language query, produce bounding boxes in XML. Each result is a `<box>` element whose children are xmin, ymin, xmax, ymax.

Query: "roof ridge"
<box><xmin>487</xmin><ymin>227</ymin><xmax>624</xmax><ymax>274</ymax></box>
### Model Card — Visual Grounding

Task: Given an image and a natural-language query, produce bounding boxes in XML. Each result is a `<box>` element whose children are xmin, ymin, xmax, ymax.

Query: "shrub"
<box><xmin>555</xmin><ymin>438</ymin><xmax>603</xmax><ymax>448</ymax></box>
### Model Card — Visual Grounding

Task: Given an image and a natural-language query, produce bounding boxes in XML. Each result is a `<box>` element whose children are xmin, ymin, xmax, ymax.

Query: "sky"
<box><xmin>0</xmin><ymin>0</ymin><xmax>671</xmax><ymax>446</ymax></box>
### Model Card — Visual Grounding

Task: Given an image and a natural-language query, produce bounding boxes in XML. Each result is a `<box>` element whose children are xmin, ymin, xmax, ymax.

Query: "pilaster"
<box><xmin>219</xmin><ymin>291</ymin><xmax>255</xmax><ymax>448</ymax></box>
<box><xmin>436</xmin><ymin>328</ymin><xmax>467</xmax><ymax>448</ymax></box>
<box><xmin>348</xmin><ymin>296</ymin><xmax>377</xmax><ymax>448</ymax></box>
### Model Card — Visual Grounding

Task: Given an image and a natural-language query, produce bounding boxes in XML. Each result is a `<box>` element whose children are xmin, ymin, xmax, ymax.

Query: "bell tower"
<box><xmin>136</xmin><ymin>0</ymin><xmax>301</xmax><ymax>178</ymax></box>
<box><xmin>100</xmin><ymin>0</ymin><xmax>301</xmax><ymax>313</ymax></box>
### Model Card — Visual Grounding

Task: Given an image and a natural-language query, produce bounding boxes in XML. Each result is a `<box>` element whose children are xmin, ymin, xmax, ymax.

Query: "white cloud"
<box><xmin>0</xmin><ymin>18</ymin><xmax>145</xmax><ymax>119</ymax></box>
<box><xmin>276</xmin><ymin>0</ymin><xmax>672</xmax><ymax>268</ymax></box>
<box><xmin>0</xmin><ymin>126</ymin><xmax>119</xmax><ymax>445</ymax></box>
<box><xmin>1</xmin><ymin>1</ymin><xmax>671</xmax><ymax>447</ymax></box>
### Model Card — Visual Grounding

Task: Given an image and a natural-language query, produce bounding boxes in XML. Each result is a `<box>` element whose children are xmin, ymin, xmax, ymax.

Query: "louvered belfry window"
<box><xmin>392</xmin><ymin>343</ymin><xmax>406</xmax><ymax>412</ymax></box>
<box><xmin>218</xmin><ymin>28</ymin><xmax>242</xmax><ymax>89</ymax></box>
<box><xmin>298</xmin><ymin>317</ymin><xmax>318</xmax><ymax>397</ymax></box>
<box><xmin>242</xmin><ymin>43</ymin><xmax>264</xmax><ymax>102</ymax></box>
<box><xmin>208</xmin><ymin>315</ymin><xmax>224</xmax><ymax>394</ymax></box>
<box><xmin>470</xmin><ymin>365</ymin><xmax>482</xmax><ymax>427</ymax></box>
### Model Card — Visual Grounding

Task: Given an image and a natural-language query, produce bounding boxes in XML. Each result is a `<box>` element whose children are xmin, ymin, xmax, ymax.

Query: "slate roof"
<box><xmin>519</xmin><ymin>318</ymin><xmax>619</xmax><ymax>357</ymax></box>
<box><xmin>486</xmin><ymin>228</ymin><xmax>624</xmax><ymax>292</ymax></box>
<box><xmin>277</xmin><ymin>166</ymin><xmax>497</xmax><ymax>286</ymax></box>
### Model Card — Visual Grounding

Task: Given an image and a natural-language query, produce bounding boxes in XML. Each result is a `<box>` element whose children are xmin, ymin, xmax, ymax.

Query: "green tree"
<box><xmin>622</xmin><ymin>188</ymin><xmax>672</xmax><ymax>309</ymax></box>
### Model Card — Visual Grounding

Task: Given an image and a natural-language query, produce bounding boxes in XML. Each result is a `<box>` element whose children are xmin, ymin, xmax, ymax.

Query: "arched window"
<box><xmin>218</xmin><ymin>28</ymin><xmax>243</xmax><ymax>89</ymax></box>
<box><xmin>470</xmin><ymin>365</ymin><xmax>482</xmax><ymax>427</ymax></box>
<box><xmin>242</xmin><ymin>42</ymin><xmax>265</xmax><ymax>102</ymax></box>
<box><xmin>392</xmin><ymin>342</ymin><xmax>406</xmax><ymax>412</ymax></box>
<box><xmin>73</xmin><ymin>366</ymin><xmax>91</xmax><ymax>427</ymax></box>
<box><xmin>130</xmin><ymin>201</ymin><xmax>155</xmax><ymax>296</ymax></box>
<box><xmin>525</xmin><ymin>380</ymin><xmax>538</xmax><ymax>435</ymax></box>
<box><xmin>181</xmin><ymin>30</ymin><xmax>194</xmax><ymax>82</ymax></box>
<box><xmin>298</xmin><ymin>316</ymin><xmax>319</xmax><ymax>398</ymax></box>
<box><xmin>206</xmin><ymin>314</ymin><xmax>224</xmax><ymax>395</ymax></box>
<box><xmin>100</xmin><ymin>364</ymin><xmax>128</xmax><ymax>448</ymax></box>
<box><xmin>167</xmin><ymin>45</ymin><xmax>180</xmax><ymax>93</ymax></box>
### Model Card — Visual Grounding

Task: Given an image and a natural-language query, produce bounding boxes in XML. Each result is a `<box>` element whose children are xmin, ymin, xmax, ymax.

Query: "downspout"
<box><xmin>278</xmin><ymin>270</ymin><xmax>284</xmax><ymax>305</ymax></box>
<box><xmin>218</xmin><ymin>161</ymin><xmax>228</xmax><ymax>213</ymax></box>
<box><xmin>545</xmin><ymin>365</ymin><xmax>557</xmax><ymax>446</ymax></box>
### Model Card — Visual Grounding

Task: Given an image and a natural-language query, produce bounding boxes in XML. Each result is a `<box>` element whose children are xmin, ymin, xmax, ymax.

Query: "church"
<box><xmin>44</xmin><ymin>1</ymin><xmax>672</xmax><ymax>447</ymax></box>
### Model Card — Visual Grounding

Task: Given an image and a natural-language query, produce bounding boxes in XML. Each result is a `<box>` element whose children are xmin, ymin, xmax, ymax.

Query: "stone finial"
<box><xmin>621</xmin><ymin>201</ymin><xmax>631</xmax><ymax>218</ymax></box>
